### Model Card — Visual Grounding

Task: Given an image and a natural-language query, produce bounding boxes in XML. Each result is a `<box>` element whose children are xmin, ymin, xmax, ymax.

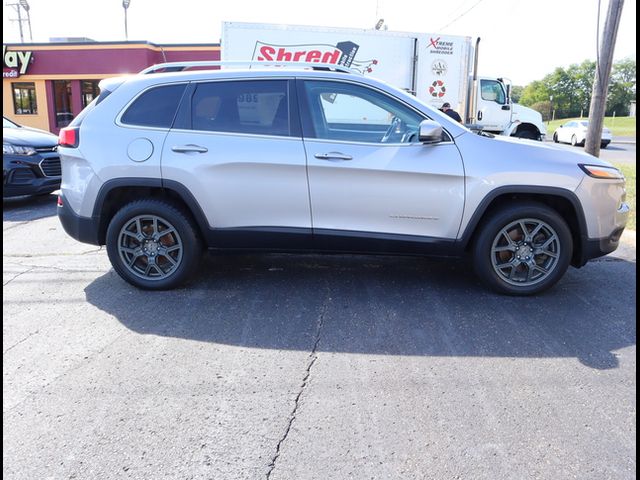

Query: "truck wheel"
<box><xmin>515</xmin><ymin>129</ymin><xmax>539</xmax><ymax>140</ymax></box>
<box><xmin>472</xmin><ymin>202</ymin><xmax>573</xmax><ymax>295</ymax></box>
<box><xmin>106</xmin><ymin>199</ymin><xmax>202</xmax><ymax>290</ymax></box>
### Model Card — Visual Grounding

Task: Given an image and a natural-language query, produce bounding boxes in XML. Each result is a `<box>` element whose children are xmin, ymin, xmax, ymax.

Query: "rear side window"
<box><xmin>190</xmin><ymin>80</ymin><xmax>290</xmax><ymax>136</ymax></box>
<box><xmin>121</xmin><ymin>84</ymin><xmax>187</xmax><ymax>128</ymax></box>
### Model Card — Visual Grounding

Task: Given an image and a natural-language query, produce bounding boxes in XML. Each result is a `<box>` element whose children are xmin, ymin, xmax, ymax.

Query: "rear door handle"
<box><xmin>172</xmin><ymin>144</ymin><xmax>208</xmax><ymax>154</ymax></box>
<box><xmin>314</xmin><ymin>152</ymin><xmax>353</xmax><ymax>161</ymax></box>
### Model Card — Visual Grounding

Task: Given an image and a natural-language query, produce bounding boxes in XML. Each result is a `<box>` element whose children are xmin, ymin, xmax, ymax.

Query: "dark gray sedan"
<box><xmin>3</xmin><ymin>117</ymin><xmax>61</xmax><ymax>198</ymax></box>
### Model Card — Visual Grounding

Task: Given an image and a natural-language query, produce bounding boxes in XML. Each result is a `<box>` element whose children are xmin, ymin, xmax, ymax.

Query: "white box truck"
<box><xmin>221</xmin><ymin>21</ymin><xmax>546</xmax><ymax>140</ymax></box>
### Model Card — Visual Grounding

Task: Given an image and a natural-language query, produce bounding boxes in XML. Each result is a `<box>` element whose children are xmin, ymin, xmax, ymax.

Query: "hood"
<box><xmin>3</xmin><ymin>126</ymin><xmax>58</xmax><ymax>148</ymax></box>
<box><xmin>472</xmin><ymin>131</ymin><xmax>614</xmax><ymax>168</ymax></box>
<box><xmin>512</xmin><ymin>104</ymin><xmax>546</xmax><ymax>135</ymax></box>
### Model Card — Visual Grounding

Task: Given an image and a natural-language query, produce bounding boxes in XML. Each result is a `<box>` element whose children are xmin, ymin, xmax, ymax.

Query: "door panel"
<box><xmin>299</xmin><ymin>79</ymin><xmax>465</xmax><ymax>240</ymax></box>
<box><xmin>161</xmin><ymin>79</ymin><xmax>311</xmax><ymax>231</ymax></box>
<box><xmin>475</xmin><ymin>79</ymin><xmax>510</xmax><ymax>132</ymax></box>
<box><xmin>305</xmin><ymin>140</ymin><xmax>464</xmax><ymax>238</ymax></box>
<box><xmin>162</xmin><ymin>132</ymin><xmax>310</xmax><ymax>229</ymax></box>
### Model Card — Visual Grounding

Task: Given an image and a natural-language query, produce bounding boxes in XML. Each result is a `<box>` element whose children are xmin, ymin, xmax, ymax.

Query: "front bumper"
<box><xmin>3</xmin><ymin>151</ymin><xmax>61</xmax><ymax>197</ymax></box>
<box><xmin>57</xmin><ymin>194</ymin><xmax>101</xmax><ymax>245</ymax></box>
<box><xmin>576</xmin><ymin>201</ymin><xmax>629</xmax><ymax>266</ymax></box>
<box><xmin>579</xmin><ymin>227</ymin><xmax>626</xmax><ymax>265</ymax></box>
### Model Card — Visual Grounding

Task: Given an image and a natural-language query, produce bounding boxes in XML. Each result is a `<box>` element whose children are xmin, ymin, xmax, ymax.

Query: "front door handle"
<box><xmin>314</xmin><ymin>152</ymin><xmax>353</xmax><ymax>161</ymax></box>
<box><xmin>172</xmin><ymin>144</ymin><xmax>208</xmax><ymax>154</ymax></box>
<box><xmin>477</xmin><ymin>111</ymin><xmax>483</xmax><ymax>121</ymax></box>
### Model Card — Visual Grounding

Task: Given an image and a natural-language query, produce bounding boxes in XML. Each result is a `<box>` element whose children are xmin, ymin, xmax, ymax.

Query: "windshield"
<box><xmin>3</xmin><ymin>117</ymin><xmax>19</xmax><ymax>128</ymax></box>
<box><xmin>579</xmin><ymin>121</ymin><xmax>589</xmax><ymax>127</ymax></box>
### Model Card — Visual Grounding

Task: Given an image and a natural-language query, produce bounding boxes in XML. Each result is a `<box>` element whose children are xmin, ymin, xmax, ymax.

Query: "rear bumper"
<box><xmin>57</xmin><ymin>194</ymin><xmax>101</xmax><ymax>245</ymax></box>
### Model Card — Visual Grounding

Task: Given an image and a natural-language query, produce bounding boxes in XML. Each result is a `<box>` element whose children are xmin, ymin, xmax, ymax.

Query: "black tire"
<box><xmin>553</xmin><ymin>132</ymin><xmax>559</xmax><ymax>143</ymax></box>
<box><xmin>571</xmin><ymin>134</ymin><xmax>578</xmax><ymax>146</ymax></box>
<box><xmin>472</xmin><ymin>202</ymin><xmax>573</xmax><ymax>295</ymax></box>
<box><xmin>515</xmin><ymin>129</ymin><xmax>539</xmax><ymax>140</ymax></box>
<box><xmin>600</xmin><ymin>142</ymin><xmax>608</xmax><ymax>149</ymax></box>
<box><xmin>106</xmin><ymin>199</ymin><xmax>202</xmax><ymax>290</ymax></box>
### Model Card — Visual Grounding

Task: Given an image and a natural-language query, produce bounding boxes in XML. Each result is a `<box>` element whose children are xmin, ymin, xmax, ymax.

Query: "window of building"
<box><xmin>81</xmin><ymin>81</ymin><xmax>100</xmax><ymax>108</ymax></box>
<box><xmin>53</xmin><ymin>80</ymin><xmax>74</xmax><ymax>127</ymax></box>
<box><xmin>191</xmin><ymin>80</ymin><xmax>290</xmax><ymax>136</ymax></box>
<box><xmin>12</xmin><ymin>82</ymin><xmax>38</xmax><ymax>115</ymax></box>
<box><xmin>121</xmin><ymin>84</ymin><xmax>187</xmax><ymax>128</ymax></box>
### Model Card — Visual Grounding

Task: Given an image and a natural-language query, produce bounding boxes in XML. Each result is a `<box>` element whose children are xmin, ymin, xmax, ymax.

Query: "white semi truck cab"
<box><xmin>222</xmin><ymin>22</ymin><xmax>546</xmax><ymax>140</ymax></box>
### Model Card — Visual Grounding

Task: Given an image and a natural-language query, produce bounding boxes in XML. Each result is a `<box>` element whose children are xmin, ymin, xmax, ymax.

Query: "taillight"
<box><xmin>58</xmin><ymin>127</ymin><xmax>79</xmax><ymax>148</ymax></box>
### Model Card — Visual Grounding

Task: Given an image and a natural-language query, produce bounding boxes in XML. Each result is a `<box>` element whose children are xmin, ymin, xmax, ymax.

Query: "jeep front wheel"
<box><xmin>106</xmin><ymin>199</ymin><xmax>202</xmax><ymax>290</ymax></box>
<box><xmin>472</xmin><ymin>203</ymin><xmax>573</xmax><ymax>295</ymax></box>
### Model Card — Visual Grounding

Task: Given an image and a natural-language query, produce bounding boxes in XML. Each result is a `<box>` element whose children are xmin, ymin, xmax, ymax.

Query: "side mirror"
<box><xmin>419</xmin><ymin>120</ymin><xmax>443</xmax><ymax>144</ymax></box>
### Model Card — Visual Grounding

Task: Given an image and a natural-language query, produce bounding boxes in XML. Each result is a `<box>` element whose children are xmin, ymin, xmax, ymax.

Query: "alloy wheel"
<box><xmin>117</xmin><ymin>214</ymin><xmax>183</xmax><ymax>280</ymax></box>
<box><xmin>490</xmin><ymin>218</ymin><xmax>561</xmax><ymax>287</ymax></box>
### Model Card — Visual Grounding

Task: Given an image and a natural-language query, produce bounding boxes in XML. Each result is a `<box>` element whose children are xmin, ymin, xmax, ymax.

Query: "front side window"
<box><xmin>53</xmin><ymin>80</ymin><xmax>74</xmax><ymax>127</ymax></box>
<box><xmin>480</xmin><ymin>80</ymin><xmax>506</xmax><ymax>104</ymax></box>
<box><xmin>302</xmin><ymin>80</ymin><xmax>424</xmax><ymax>143</ymax></box>
<box><xmin>12</xmin><ymin>82</ymin><xmax>37</xmax><ymax>115</ymax></box>
<box><xmin>191</xmin><ymin>80</ymin><xmax>290</xmax><ymax>136</ymax></box>
<box><xmin>121</xmin><ymin>83</ymin><xmax>187</xmax><ymax>128</ymax></box>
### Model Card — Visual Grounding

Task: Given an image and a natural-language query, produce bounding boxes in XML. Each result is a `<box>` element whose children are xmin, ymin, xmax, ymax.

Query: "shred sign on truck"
<box><xmin>222</xmin><ymin>22</ymin><xmax>545</xmax><ymax>140</ymax></box>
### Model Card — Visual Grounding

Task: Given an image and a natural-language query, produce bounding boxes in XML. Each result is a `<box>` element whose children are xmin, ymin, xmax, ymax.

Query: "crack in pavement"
<box><xmin>2</xmin><ymin>221</ymin><xmax>31</xmax><ymax>232</ymax></box>
<box><xmin>3</xmin><ymin>262</ymin><xmax>106</xmax><ymax>274</ymax></box>
<box><xmin>3</xmin><ymin>329</ymin><xmax>40</xmax><ymax>355</ymax></box>
<box><xmin>3</xmin><ymin>247</ymin><xmax>103</xmax><ymax>258</ymax></box>
<box><xmin>265</xmin><ymin>289</ymin><xmax>330</xmax><ymax>480</ymax></box>
<box><xmin>3</xmin><ymin>267</ymin><xmax>35</xmax><ymax>287</ymax></box>
<box><xmin>3</xmin><ymin>329</ymin><xmax>131</xmax><ymax>415</ymax></box>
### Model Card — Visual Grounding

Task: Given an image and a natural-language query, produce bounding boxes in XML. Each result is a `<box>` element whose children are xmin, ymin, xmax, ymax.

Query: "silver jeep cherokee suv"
<box><xmin>57</xmin><ymin>63</ymin><xmax>629</xmax><ymax>295</ymax></box>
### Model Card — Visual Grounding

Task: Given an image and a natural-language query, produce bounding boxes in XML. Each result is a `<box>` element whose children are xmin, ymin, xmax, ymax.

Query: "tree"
<box><xmin>520</xmin><ymin>80</ymin><xmax>549</xmax><ymax>106</ymax></box>
<box><xmin>519</xmin><ymin>58</ymin><xmax>635</xmax><ymax>119</ymax></box>
<box><xmin>530</xmin><ymin>100</ymin><xmax>552</xmax><ymax>121</ymax></box>
<box><xmin>607</xmin><ymin>58</ymin><xmax>636</xmax><ymax>115</ymax></box>
<box><xmin>510</xmin><ymin>85</ymin><xmax>524</xmax><ymax>103</ymax></box>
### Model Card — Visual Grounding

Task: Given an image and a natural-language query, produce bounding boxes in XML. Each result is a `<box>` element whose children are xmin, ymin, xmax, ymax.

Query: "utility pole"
<box><xmin>123</xmin><ymin>0</ymin><xmax>131</xmax><ymax>41</ymax></box>
<box><xmin>585</xmin><ymin>0</ymin><xmax>625</xmax><ymax>157</ymax></box>
<box><xmin>6</xmin><ymin>1</ymin><xmax>27</xmax><ymax>42</ymax></box>
<box><xmin>19</xmin><ymin>0</ymin><xmax>33</xmax><ymax>41</ymax></box>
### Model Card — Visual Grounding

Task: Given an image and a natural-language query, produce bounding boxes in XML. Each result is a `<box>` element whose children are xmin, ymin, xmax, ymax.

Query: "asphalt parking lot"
<box><xmin>3</xmin><ymin>189</ymin><xmax>636</xmax><ymax>479</ymax></box>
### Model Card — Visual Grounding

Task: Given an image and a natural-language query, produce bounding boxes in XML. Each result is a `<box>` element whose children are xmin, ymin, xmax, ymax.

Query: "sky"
<box><xmin>2</xmin><ymin>0</ymin><xmax>636</xmax><ymax>85</ymax></box>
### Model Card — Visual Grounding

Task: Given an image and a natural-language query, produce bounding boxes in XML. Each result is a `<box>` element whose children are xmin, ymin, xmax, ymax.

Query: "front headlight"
<box><xmin>579</xmin><ymin>164</ymin><xmax>625</xmax><ymax>179</ymax></box>
<box><xmin>3</xmin><ymin>143</ymin><xmax>37</xmax><ymax>156</ymax></box>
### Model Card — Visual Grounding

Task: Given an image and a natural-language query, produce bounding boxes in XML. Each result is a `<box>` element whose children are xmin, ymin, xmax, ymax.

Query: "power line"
<box><xmin>439</xmin><ymin>0</ymin><xmax>486</xmax><ymax>31</ymax></box>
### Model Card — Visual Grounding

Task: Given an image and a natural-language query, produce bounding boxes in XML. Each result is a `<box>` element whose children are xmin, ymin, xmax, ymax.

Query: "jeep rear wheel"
<box><xmin>473</xmin><ymin>203</ymin><xmax>573</xmax><ymax>295</ymax></box>
<box><xmin>106</xmin><ymin>199</ymin><xmax>202</xmax><ymax>290</ymax></box>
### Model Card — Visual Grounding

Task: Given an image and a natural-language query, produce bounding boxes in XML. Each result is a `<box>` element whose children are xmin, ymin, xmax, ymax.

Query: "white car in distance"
<box><xmin>553</xmin><ymin>120</ymin><xmax>612</xmax><ymax>148</ymax></box>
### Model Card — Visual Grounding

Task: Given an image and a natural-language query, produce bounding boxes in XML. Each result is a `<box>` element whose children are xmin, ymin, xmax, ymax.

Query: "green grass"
<box><xmin>613</xmin><ymin>162</ymin><xmax>636</xmax><ymax>231</ymax></box>
<box><xmin>546</xmin><ymin>116</ymin><xmax>636</xmax><ymax>137</ymax></box>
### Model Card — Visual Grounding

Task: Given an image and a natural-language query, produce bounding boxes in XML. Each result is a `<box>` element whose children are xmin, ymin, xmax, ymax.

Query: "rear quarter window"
<box><xmin>121</xmin><ymin>84</ymin><xmax>187</xmax><ymax>128</ymax></box>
